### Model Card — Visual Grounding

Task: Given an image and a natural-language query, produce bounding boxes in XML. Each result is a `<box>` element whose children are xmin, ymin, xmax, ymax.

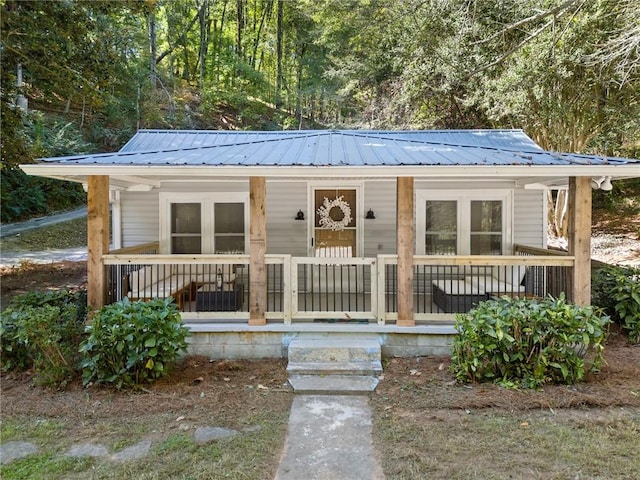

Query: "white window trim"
<box><xmin>416</xmin><ymin>189</ymin><xmax>513</xmax><ymax>255</ymax></box>
<box><xmin>307</xmin><ymin>181</ymin><xmax>364</xmax><ymax>257</ymax></box>
<box><xmin>159</xmin><ymin>192</ymin><xmax>249</xmax><ymax>254</ymax></box>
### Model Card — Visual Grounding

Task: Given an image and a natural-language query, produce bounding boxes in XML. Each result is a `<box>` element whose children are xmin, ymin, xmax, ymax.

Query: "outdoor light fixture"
<box><xmin>591</xmin><ymin>176</ymin><xmax>613</xmax><ymax>191</ymax></box>
<box><xmin>295</xmin><ymin>210</ymin><xmax>305</xmax><ymax>220</ymax></box>
<box><xmin>365</xmin><ymin>208</ymin><xmax>376</xmax><ymax>219</ymax></box>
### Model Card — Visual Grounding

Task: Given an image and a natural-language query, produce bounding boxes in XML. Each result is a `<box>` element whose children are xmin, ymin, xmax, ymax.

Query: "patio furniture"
<box><xmin>432</xmin><ymin>280</ymin><xmax>488</xmax><ymax>313</ymax></box>
<box><xmin>195</xmin><ymin>281</ymin><xmax>243</xmax><ymax>311</ymax></box>
<box><xmin>432</xmin><ymin>267</ymin><xmax>528</xmax><ymax>313</ymax></box>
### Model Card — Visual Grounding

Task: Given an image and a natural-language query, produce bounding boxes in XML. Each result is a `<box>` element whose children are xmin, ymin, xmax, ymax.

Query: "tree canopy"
<box><xmin>1</xmin><ymin>0</ymin><xmax>638</xmax><ymax>220</ymax></box>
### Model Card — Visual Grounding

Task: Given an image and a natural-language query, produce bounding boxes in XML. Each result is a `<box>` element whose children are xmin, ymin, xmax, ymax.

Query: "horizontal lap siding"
<box><xmin>120</xmin><ymin>191</ymin><xmax>159</xmax><ymax>247</ymax></box>
<box><xmin>266</xmin><ymin>182</ymin><xmax>307</xmax><ymax>256</ymax></box>
<box><xmin>514</xmin><ymin>189</ymin><xmax>545</xmax><ymax>248</ymax></box>
<box><xmin>363</xmin><ymin>180</ymin><xmax>397</xmax><ymax>256</ymax></box>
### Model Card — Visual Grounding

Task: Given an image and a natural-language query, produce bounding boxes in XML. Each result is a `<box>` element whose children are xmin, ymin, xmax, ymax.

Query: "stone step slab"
<box><xmin>287</xmin><ymin>374</ymin><xmax>380</xmax><ymax>394</ymax></box>
<box><xmin>286</xmin><ymin>338</ymin><xmax>382</xmax><ymax>393</ymax></box>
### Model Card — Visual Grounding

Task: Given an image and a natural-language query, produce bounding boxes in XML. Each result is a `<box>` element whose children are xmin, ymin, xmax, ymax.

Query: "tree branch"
<box><xmin>472</xmin><ymin>0</ymin><xmax>580</xmax><ymax>46</ymax></box>
<box><xmin>467</xmin><ymin>19</ymin><xmax>554</xmax><ymax>78</ymax></box>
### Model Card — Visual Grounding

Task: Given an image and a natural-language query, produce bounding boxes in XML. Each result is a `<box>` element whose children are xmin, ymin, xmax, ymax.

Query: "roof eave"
<box><xmin>20</xmin><ymin>163</ymin><xmax>640</xmax><ymax>182</ymax></box>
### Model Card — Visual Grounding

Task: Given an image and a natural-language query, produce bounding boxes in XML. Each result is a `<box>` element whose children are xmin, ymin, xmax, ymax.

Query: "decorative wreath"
<box><xmin>317</xmin><ymin>195</ymin><xmax>352</xmax><ymax>231</ymax></box>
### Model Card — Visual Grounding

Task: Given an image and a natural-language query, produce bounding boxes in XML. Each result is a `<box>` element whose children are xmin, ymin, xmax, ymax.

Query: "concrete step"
<box><xmin>287</xmin><ymin>375</ymin><xmax>380</xmax><ymax>395</ymax></box>
<box><xmin>287</xmin><ymin>338</ymin><xmax>382</xmax><ymax>368</ymax></box>
<box><xmin>286</xmin><ymin>338</ymin><xmax>382</xmax><ymax>394</ymax></box>
<box><xmin>286</xmin><ymin>361</ymin><xmax>382</xmax><ymax>376</ymax></box>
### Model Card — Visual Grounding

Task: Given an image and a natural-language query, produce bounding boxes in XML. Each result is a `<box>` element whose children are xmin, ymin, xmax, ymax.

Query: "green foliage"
<box><xmin>451</xmin><ymin>295</ymin><xmax>609</xmax><ymax>388</ymax></box>
<box><xmin>592</xmin><ymin>264</ymin><xmax>640</xmax><ymax>343</ymax></box>
<box><xmin>80</xmin><ymin>298</ymin><xmax>189</xmax><ymax>389</ymax></box>
<box><xmin>0</xmin><ymin>290</ymin><xmax>87</xmax><ymax>386</ymax></box>
<box><xmin>1</xmin><ymin>166</ymin><xmax>86</xmax><ymax>223</ymax></box>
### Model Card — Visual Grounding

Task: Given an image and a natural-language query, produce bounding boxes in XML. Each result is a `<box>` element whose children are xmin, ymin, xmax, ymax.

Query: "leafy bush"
<box><xmin>80</xmin><ymin>298</ymin><xmax>190</xmax><ymax>389</ymax></box>
<box><xmin>592</xmin><ymin>264</ymin><xmax>640</xmax><ymax>343</ymax></box>
<box><xmin>451</xmin><ymin>295</ymin><xmax>609</xmax><ymax>388</ymax></box>
<box><xmin>0</xmin><ymin>290</ymin><xmax>87</xmax><ymax>386</ymax></box>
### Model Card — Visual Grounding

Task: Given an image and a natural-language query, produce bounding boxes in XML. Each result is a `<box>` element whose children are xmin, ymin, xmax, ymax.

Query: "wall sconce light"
<box><xmin>365</xmin><ymin>208</ymin><xmax>376</xmax><ymax>219</ymax></box>
<box><xmin>295</xmin><ymin>210</ymin><xmax>305</xmax><ymax>220</ymax></box>
<box><xmin>591</xmin><ymin>176</ymin><xmax>613</xmax><ymax>191</ymax></box>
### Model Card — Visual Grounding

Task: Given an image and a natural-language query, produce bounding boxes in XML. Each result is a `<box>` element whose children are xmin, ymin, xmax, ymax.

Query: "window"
<box><xmin>213</xmin><ymin>203</ymin><xmax>245</xmax><ymax>253</ymax></box>
<box><xmin>171</xmin><ymin>203</ymin><xmax>201</xmax><ymax>253</ymax></box>
<box><xmin>160</xmin><ymin>193</ymin><xmax>248</xmax><ymax>254</ymax></box>
<box><xmin>417</xmin><ymin>191</ymin><xmax>511</xmax><ymax>255</ymax></box>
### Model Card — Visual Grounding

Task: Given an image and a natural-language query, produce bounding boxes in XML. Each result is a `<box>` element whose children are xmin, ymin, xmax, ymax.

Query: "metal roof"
<box><xmin>37</xmin><ymin>129</ymin><xmax>637</xmax><ymax>167</ymax></box>
<box><xmin>119</xmin><ymin>129</ymin><xmax>545</xmax><ymax>153</ymax></box>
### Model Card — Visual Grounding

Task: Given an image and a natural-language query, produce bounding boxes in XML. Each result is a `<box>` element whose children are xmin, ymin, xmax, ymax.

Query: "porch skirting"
<box><xmin>185</xmin><ymin>323</ymin><xmax>456</xmax><ymax>359</ymax></box>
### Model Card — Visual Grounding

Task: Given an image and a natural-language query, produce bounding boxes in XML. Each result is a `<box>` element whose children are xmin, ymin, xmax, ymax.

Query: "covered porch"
<box><xmin>21</xmin><ymin>129</ymin><xmax>639</xmax><ymax>357</ymax></box>
<box><xmin>103</xmin><ymin>243</ymin><xmax>573</xmax><ymax>325</ymax></box>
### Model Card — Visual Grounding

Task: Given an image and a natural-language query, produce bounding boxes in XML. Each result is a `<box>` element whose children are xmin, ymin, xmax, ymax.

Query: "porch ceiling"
<box><xmin>21</xmin><ymin>129</ymin><xmax>640</xmax><ymax>190</ymax></box>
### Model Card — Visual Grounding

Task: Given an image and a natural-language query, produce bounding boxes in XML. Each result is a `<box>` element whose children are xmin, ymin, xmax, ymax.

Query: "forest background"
<box><xmin>1</xmin><ymin>0</ymin><xmax>639</xmax><ymax>224</ymax></box>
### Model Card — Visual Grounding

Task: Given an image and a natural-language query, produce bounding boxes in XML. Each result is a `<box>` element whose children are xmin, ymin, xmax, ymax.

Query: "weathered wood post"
<box><xmin>397</xmin><ymin>177</ymin><xmax>415</xmax><ymax>326</ymax></box>
<box><xmin>249</xmin><ymin>176</ymin><xmax>267</xmax><ymax>325</ymax></box>
<box><xmin>568</xmin><ymin>176</ymin><xmax>591</xmax><ymax>305</ymax></box>
<box><xmin>87</xmin><ymin>175</ymin><xmax>110</xmax><ymax>311</ymax></box>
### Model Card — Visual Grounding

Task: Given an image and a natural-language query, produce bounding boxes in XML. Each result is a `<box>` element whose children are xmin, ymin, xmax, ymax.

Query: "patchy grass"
<box><xmin>373</xmin><ymin>407</ymin><xmax>640</xmax><ymax>479</ymax></box>
<box><xmin>0</xmin><ymin>217</ymin><xmax>87</xmax><ymax>251</ymax></box>
<box><xmin>1</xmin><ymin>358</ymin><xmax>293</xmax><ymax>479</ymax></box>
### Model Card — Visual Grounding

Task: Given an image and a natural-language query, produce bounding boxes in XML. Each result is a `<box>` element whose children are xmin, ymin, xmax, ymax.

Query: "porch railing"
<box><xmin>103</xmin><ymin>247</ymin><xmax>574</xmax><ymax>325</ymax></box>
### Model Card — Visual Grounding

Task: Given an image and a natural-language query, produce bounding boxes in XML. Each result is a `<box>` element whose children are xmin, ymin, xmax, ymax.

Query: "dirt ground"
<box><xmin>1</xmin><ymin>261</ymin><xmax>639</xmax><ymax>420</ymax></box>
<box><xmin>1</xmin><ymin>213</ymin><xmax>639</xmax><ymax>446</ymax></box>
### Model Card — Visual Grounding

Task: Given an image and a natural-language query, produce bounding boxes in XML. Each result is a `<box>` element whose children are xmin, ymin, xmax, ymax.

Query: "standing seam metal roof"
<box><xmin>39</xmin><ymin>129</ymin><xmax>638</xmax><ymax>168</ymax></box>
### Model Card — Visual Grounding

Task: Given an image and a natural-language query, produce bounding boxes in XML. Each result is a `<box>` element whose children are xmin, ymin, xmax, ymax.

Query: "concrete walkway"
<box><xmin>274</xmin><ymin>395</ymin><xmax>385</xmax><ymax>480</ymax></box>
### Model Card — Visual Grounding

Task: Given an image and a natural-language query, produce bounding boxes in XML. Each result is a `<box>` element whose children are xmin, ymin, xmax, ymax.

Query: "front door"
<box><xmin>313</xmin><ymin>188</ymin><xmax>358</xmax><ymax>257</ymax></box>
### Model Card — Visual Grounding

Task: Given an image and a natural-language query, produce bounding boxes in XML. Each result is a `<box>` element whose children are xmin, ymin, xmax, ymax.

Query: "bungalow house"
<box><xmin>21</xmin><ymin>129</ymin><xmax>640</xmax><ymax>358</ymax></box>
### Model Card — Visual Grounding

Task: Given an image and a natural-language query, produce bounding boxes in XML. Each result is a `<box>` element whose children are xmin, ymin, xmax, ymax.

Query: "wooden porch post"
<box><xmin>397</xmin><ymin>177</ymin><xmax>415</xmax><ymax>326</ymax></box>
<box><xmin>568</xmin><ymin>177</ymin><xmax>591</xmax><ymax>306</ymax></box>
<box><xmin>249</xmin><ymin>176</ymin><xmax>267</xmax><ymax>325</ymax></box>
<box><xmin>87</xmin><ymin>175</ymin><xmax>110</xmax><ymax>311</ymax></box>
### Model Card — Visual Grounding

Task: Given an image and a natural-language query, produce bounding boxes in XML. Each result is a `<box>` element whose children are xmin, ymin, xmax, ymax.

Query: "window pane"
<box><xmin>172</xmin><ymin>203</ymin><xmax>201</xmax><ymax>234</ymax></box>
<box><xmin>172</xmin><ymin>236</ymin><xmax>201</xmax><ymax>254</ymax></box>
<box><xmin>425</xmin><ymin>201</ymin><xmax>457</xmax><ymax>254</ymax></box>
<box><xmin>426</xmin><ymin>234</ymin><xmax>457</xmax><ymax>255</ymax></box>
<box><xmin>215</xmin><ymin>203</ymin><xmax>244</xmax><ymax>234</ymax></box>
<box><xmin>470</xmin><ymin>234</ymin><xmax>502</xmax><ymax>255</ymax></box>
<box><xmin>426</xmin><ymin>201</ymin><xmax>457</xmax><ymax>231</ymax></box>
<box><xmin>214</xmin><ymin>235</ymin><xmax>245</xmax><ymax>253</ymax></box>
<box><xmin>470</xmin><ymin>201</ymin><xmax>502</xmax><ymax>232</ymax></box>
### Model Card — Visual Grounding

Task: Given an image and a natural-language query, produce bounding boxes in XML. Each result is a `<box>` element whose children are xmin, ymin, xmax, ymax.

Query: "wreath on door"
<box><xmin>317</xmin><ymin>195</ymin><xmax>352</xmax><ymax>231</ymax></box>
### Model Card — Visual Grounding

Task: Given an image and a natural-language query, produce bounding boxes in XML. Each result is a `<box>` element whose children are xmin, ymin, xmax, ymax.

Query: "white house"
<box><xmin>21</xmin><ymin>129</ymin><xmax>640</xmax><ymax>358</ymax></box>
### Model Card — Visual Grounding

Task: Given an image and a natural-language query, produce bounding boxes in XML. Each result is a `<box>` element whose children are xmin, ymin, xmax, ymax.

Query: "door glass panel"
<box><xmin>470</xmin><ymin>200</ymin><xmax>502</xmax><ymax>255</ymax></box>
<box><xmin>171</xmin><ymin>203</ymin><xmax>201</xmax><ymax>253</ymax></box>
<box><xmin>314</xmin><ymin>189</ymin><xmax>357</xmax><ymax>256</ymax></box>
<box><xmin>214</xmin><ymin>203</ymin><xmax>245</xmax><ymax>253</ymax></box>
<box><xmin>172</xmin><ymin>203</ymin><xmax>201</xmax><ymax>233</ymax></box>
<box><xmin>425</xmin><ymin>201</ymin><xmax>457</xmax><ymax>255</ymax></box>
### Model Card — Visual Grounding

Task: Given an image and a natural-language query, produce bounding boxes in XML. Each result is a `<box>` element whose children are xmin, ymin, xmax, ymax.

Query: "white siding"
<box><xmin>120</xmin><ymin>191</ymin><xmax>159</xmax><ymax>247</ymax></box>
<box><xmin>514</xmin><ymin>188</ymin><xmax>546</xmax><ymax>248</ymax></box>
<box><xmin>363</xmin><ymin>180</ymin><xmax>397</xmax><ymax>256</ymax></box>
<box><xmin>266</xmin><ymin>181</ymin><xmax>308</xmax><ymax>255</ymax></box>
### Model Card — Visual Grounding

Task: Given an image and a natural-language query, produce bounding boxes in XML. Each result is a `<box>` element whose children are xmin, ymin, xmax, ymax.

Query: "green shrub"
<box><xmin>80</xmin><ymin>298</ymin><xmax>189</xmax><ymax>389</ymax></box>
<box><xmin>451</xmin><ymin>295</ymin><xmax>609</xmax><ymax>388</ymax></box>
<box><xmin>592</xmin><ymin>264</ymin><xmax>640</xmax><ymax>343</ymax></box>
<box><xmin>0</xmin><ymin>290</ymin><xmax>87</xmax><ymax>386</ymax></box>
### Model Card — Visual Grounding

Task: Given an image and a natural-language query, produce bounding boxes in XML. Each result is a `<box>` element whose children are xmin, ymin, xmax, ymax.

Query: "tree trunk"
<box><xmin>197</xmin><ymin>0</ymin><xmax>209</xmax><ymax>91</ymax></box>
<box><xmin>236</xmin><ymin>0</ymin><xmax>244</xmax><ymax>59</ymax></box>
<box><xmin>275</xmin><ymin>0</ymin><xmax>283</xmax><ymax>108</ymax></box>
<box><xmin>148</xmin><ymin>10</ymin><xmax>157</xmax><ymax>88</ymax></box>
